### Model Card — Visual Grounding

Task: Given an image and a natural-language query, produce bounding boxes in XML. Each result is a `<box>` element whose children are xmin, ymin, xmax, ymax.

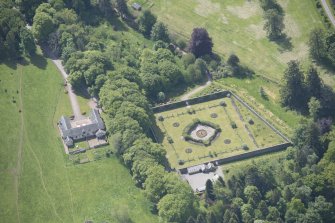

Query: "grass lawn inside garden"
<box><xmin>154</xmin><ymin>97</ymin><xmax>286</xmax><ymax>169</ymax></box>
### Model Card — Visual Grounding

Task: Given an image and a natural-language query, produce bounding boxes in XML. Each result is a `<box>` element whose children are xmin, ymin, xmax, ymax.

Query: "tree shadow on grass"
<box><xmin>29</xmin><ymin>53</ymin><xmax>47</xmax><ymax>70</ymax></box>
<box><xmin>73</xmin><ymin>85</ymin><xmax>91</xmax><ymax>100</ymax></box>
<box><xmin>0</xmin><ymin>57</ymin><xmax>29</xmax><ymax>69</ymax></box>
<box><xmin>274</xmin><ymin>34</ymin><xmax>293</xmax><ymax>52</ymax></box>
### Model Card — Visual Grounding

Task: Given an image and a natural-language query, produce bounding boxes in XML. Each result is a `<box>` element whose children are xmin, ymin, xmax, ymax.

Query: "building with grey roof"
<box><xmin>132</xmin><ymin>2</ymin><xmax>141</xmax><ymax>10</ymax></box>
<box><xmin>58</xmin><ymin>109</ymin><xmax>106</xmax><ymax>147</ymax></box>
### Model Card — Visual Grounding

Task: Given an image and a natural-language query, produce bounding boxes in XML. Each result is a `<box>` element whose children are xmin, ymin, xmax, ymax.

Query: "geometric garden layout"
<box><xmin>152</xmin><ymin>92</ymin><xmax>290</xmax><ymax>169</ymax></box>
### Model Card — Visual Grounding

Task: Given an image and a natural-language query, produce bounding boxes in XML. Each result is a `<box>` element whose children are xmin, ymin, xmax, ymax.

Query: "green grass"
<box><xmin>138</xmin><ymin>0</ymin><xmax>325</xmax><ymax>81</ymax></box>
<box><xmin>154</xmin><ymin>98</ymin><xmax>285</xmax><ymax>169</ymax></box>
<box><xmin>0</xmin><ymin>55</ymin><xmax>157</xmax><ymax>223</ymax></box>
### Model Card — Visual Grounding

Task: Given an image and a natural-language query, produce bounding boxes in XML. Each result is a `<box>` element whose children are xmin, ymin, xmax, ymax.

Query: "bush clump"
<box><xmin>158</xmin><ymin>116</ymin><xmax>164</xmax><ymax>121</ymax></box>
<box><xmin>231</xmin><ymin>121</ymin><xmax>237</xmax><ymax>129</ymax></box>
<box><xmin>242</xmin><ymin>144</ymin><xmax>249</xmax><ymax>150</ymax></box>
<box><xmin>220</xmin><ymin>101</ymin><xmax>227</xmax><ymax>107</ymax></box>
<box><xmin>167</xmin><ymin>136</ymin><xmax>174</xmax><ymax>144</ymax></box>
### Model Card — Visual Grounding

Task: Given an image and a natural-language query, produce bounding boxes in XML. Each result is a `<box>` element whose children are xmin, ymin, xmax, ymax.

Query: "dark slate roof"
<box><xmin>96</xmin><ymin>129</ymin><xmax>106</xmax><ymax>138</ymax></box>
<box><xmin>65</xmin><ymin>136</ymin><xmax>74</xmax><ymax>147</ymax></box>
<box><xmin>132</xmin><ymin>2</ymin><xmax>141</xmax><ymax>10</ymax></box>
<box><xmin>90</xmin><ymin>109</ymin><xmax>105</xmax><ymax>130</ymax></box>
<box><xmin>59</xmin><ymin>109</ymin><xmax>105</xmax><ymax>141</ymax></box>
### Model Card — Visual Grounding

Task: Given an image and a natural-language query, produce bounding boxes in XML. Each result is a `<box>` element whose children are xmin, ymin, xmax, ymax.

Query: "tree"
<box><xmin>305</xmin><ymin>66</ymin><xmax>322</xmax><ymax>99</ymax></box>
<box><xmin>138</xmin><ymin>10</ymin><xmax>157</xmax><ymax>36</ymax></box>
<box><xmin>308</xmin><ymin>97</ymin><xmax>321</xmax><ymax>121</ymax></box>
<box><xmin>259</xmin><ymin>0</ymin><xmax>281</xmax><ymax>11</ymax></box>
<box><xmin>143</xmin><ymin>165</ymin><xmax>167</xmax><ymax>203</ymax></box>
<box><xmin>188</xmin><ymin>28</ymin><xmax>213</xmax><ymax>57</ymax></box>
<box><xmin>16</xmin><ymin>0</ymin><xmax>45</xmax><ymax>24</ymax></box>
<box><xmin>264</xmin><ymin>9</ymin><xmax>284</xmax><ymax>40</ymax></box>
<box><xmin>308</xmin><ymin>28</ymin><xmax>326</xmax><ymax>61</ymax></box>
<box><xmin>157</xmin><ymin>92</ymin><xmax>165</xmax><ymax>102</ymax></box>
<box><xmin>280</xmin><ymin>61</ymin><xmax>307</xmax><ymax>110</ymax></box>
<box><xmin>115</xmin><ymin>0</ymin><xmax>128</xmax><ymax>17</ymax></box>
<box><xmin>244</xmin><ymin>186</ymin><xmax>261</xmax><ymax>205</ymax></box>
<box><xmin>0</xmin><ymin>6</ymin><xmax>25</xmax><ymax>58</ymax></box>
<box><xmin>227</xmin><ymin>53</ymin><xmax>240</xmax><ymax>67</ymax></box>
<box><xmin>19</xmin><ymin>28</ymin><xmax>36</xmax><ymax>56</ymax></box>
<box><xmin>32</xmin><ymin>11</ymin><xmax>56</xmax><ymax>43</ymax></box>
<box><xmin>151</xmin><ymin>22</ymin><xmax>170</xmax><ymax>42</ymax></box>
<box><xmin>157</xmin><ymin>193</ymin><xmax>195</xmax><ymax>223</ymax></box>
<box><xmin>182</xmin><ymin>53</ymin><xmax>196</xmax><ymax>68</ymax></box>
<box><xmin>205</xmin><ymin>179</ymin><xmax>215</xmax><ymax>201</ymax></box>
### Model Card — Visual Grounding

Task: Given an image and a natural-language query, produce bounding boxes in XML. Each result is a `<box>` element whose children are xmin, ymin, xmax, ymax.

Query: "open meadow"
<box><xmin>137</xmin><ymin>0</ymin><xmax>326</xmax><ymax>81</ymax></box>
<box><xmin>154</xmin><ymin>97</ymin><xmax>285</xmax><ymax>169</ymax></box>
<box><xmin>0</xmin><ymin>55</ymin><xmax>157</xmax><ymax>223</ymax></box>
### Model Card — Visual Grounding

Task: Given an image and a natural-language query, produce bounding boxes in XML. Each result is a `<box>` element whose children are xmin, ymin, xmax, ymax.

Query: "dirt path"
<box><xmin>321</xmin><ymin>0</ymin><xmax>335</xmax><ymax>28</ymax></box>
<box><xmin>13</xmin><ymin>65</ymin><xmax>24</xmax><ymax>223</ymax></box>
<box><xmin>181</xmin><ymin>80</ymin><xmax>211</xmax><ymax>101</ymax></box>
<box><xmin>52</xmin><ymin>60</ymin><xmax>84</xmax><ymax>120</ymax></box>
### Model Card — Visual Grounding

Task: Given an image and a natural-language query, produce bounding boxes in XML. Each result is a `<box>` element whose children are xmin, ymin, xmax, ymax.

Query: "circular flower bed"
<box><xmin>173</xmin><ymin>122</ymin><xmax>180</xmax><ymax>127</ymax></box>
<box><xmin>210</xmin><ymin>113</ymin><xmax>218</xmax><ymax>118</ymax></box>
<box><xmin>183</xmin><ymin>119</ymin><xmax>221</xmax><ymax>146</ymax></box>
<box><xmin>196</xmin><ymin>129</ymin><xmax>208</xmax><ymax>138</ymax></box>
<box><xmin>224</xmin><ymin>139</ymin><xmax>231</xmax><ymax>144</ymax></box>
<box><xmin>185</xmin><ymin>148</ymin><xmax>193</xmax><ymax>153</ymax></box>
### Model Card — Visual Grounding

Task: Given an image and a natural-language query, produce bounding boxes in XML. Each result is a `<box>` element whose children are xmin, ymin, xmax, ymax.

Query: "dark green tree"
<box><xmin>19</xmin><ymin>28</ymin><xmax>36</xmax><ymax>56</ymax></box>
<box><xmin>188</xmin><ymin>28</ymin><xmax>213</xmax><ymax>57</ymax></box>
<box><xmin>205</xmin><ymin>179</ymin><xmax>215</xmax><ymax>201</ymax></box>
<box><xmin>280</xmin><ymin>61</ymin><xmax>307</xmax><ymax>110</ymax></box>
<box><xmin>115</xmin><ymin>0</ymin><xmax>128</xmax><ymax>17</ymax></box>
<box><xmin>227</xmin><ymin>53</ymin><xmax>240</xmax><ymax>67</ymax></box>
<box><xmin>16</xmin><ymin>0</ymin><xmax>45</xmax><ymax>24</ymax></box>
<box><xmin>308</xmin><ymin>28</ymin><xmax>326</xmax><ymax>61</ymax></box>
<box><xmin>264</xmin><ymin>9</ymin><xmax>284</xmax><ymax>40</ymax></box>
<box><xmin>138</xmin><ymin>10</ymin><xmax>157</xmax><ymax>37</ymax></box>
<box><xmin>305</xmin><ymin>66</ymin><xmax>322</xmax><ymax>99</ymax></box>
<box><xmin>150</xmin><ymin>22</ymin><xmax>170</xmax><ymax>42</ymax></box>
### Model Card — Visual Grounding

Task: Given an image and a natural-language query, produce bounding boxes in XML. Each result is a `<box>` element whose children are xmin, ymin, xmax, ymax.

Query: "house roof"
<box><xmin>96</xmin><ymin>129</ymin><xmax>106</xmax><ymax>138</ymax></box>
<box><xmin>59</xmin><ymin>109</ymin><xmax>105</xmax><ymax>141</ymax></box>
<box><xmin>132</xmin><ymin>2</ymin><xmax>141</xmax><ymax>10</ymax></box>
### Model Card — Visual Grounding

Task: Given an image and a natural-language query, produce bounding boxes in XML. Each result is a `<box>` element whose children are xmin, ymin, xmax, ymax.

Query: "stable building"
<box><xmin>58</xmin><ymin>109</ymin><xmax>106</xmax><ymax>147</ymax></box>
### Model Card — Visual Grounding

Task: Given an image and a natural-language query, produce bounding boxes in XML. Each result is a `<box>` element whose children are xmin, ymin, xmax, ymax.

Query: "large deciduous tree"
<box><xmin>115</xmin><ymin>0</ymin><xmax>128</xmax><ymax>17</ymax></box>
<box><xmin>0</xmin><ymin>5</ymin><xmax>25</xmax><ymax>59</ymax></box>
<box><xmin>188</xmin><ymin>28</ymin><xmax>213</xmax><ymax>57</ymax></box>
<box><xmin>305</xmin><ymin>66</ymin><xmax>322</xmax><ymax>99</ymax></box>
<box><xmin>150</xmin><ymin>22</ymin><xmax>170</xmax><ymax>42</ymax></box>
<box><xmin>308</xmin><ymin>28</ymin><xmax>326</xmax><ymax>61</ymax></box>
<box><xmin>264</xmin><ymin>9</ymin><xmax>284</xmax><ymax>40</ymax></box>
<box><xmin>19</xmin><ymin>28</ymin><xmax>36</xmax><ymax>56</ymax></box>
<box><xmin>280</xmin><ymin>60</ymin><xmax>307</xmax><ymax>110</ymax></box>
<box><xmin>32</xmin><ymin>5</ymin><xmax>56</xmax><ymax>43</ymax></box>
<box><xmin>138</xmin><ymin>10</ymin><xmax>157</xmax><ymax>37</ymax></box>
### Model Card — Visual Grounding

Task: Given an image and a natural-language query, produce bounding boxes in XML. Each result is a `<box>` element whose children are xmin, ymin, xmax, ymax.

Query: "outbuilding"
<box><xmin>132</xmin><ymin>2</ymin><xmax>141</xmax><ymax>11</ymax></box>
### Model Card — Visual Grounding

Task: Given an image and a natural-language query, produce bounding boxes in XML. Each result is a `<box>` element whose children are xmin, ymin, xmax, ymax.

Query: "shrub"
<box><xmin>178</xmin><ymin>159</ymin><xmax>185</xmax><ymax>165</ymax></box>
<box><xmin>177</xmin><ymin>39</ymin><xmax>187</xmax><ymax>50</ymax></box>
<box><xmin>242</xmin><ymin>144</ymin><xmax>249</xmax><ymax>150</ymax></box>
<box><xmin>248</xmin><ymin>118</ymin><xmax>254</xmax><ymax>125</ymax></box>
<box><xmin>231</xmin><ymin>121</ymin><xmax>237</xmax><ymax>129</ymax></box>
<box><xmin>167</xmin><ymin>136</ymin><xmax>174</xmax><ymax>144</ymax></box>
<box><xmin>220</xmin><ymin>101</ymin><xmax>227</xmax><ymax>107</ymax></box>
<box><xmin>158</xmin><ymin>116</ymin><xmax>164</xmax><ymax>121</ymax></box>
<box><xmin>82</xmin><ymin>111</ymin><xmax>86</xmax><ymax>115</ymax></box>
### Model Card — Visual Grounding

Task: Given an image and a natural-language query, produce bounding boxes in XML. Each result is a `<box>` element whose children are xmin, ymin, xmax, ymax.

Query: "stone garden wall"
<box><xmin>152</xmin><ymin>90</ymin><xmax>230</xmax><ymax>113</ymax></box>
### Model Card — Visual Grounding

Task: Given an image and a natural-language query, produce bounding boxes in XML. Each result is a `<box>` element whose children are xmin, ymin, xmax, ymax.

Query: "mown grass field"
<box><xmin>137</xmin><ymin>0</ymin><xmax>326</xmax><ymax>81</ymax></box>
<box><xmin>154</xmin><ymin>97</ymin><xmax>285</xmax><ymax>169</ymax></box>
<box><xmin>0</xmin><ymin>55</ymin><xmax>157</xmax><ymax>223</ymax></box>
